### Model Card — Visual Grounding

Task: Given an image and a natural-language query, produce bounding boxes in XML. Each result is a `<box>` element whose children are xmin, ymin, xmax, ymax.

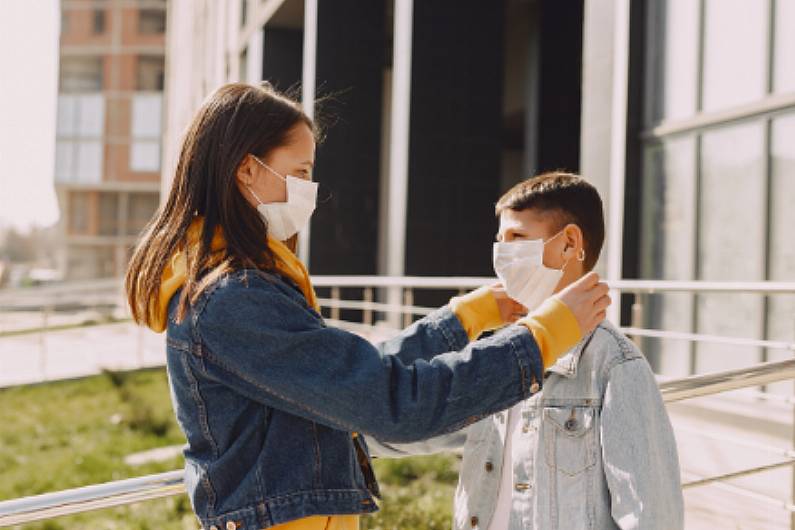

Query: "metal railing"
<box><xmin>1</xmin><ymin>357</ymin><xmax>793</xmax><ymax>527</ymax></box>
<box><xmin>1</xmin><ymin>276</ymin><xmax>794</xmax><ymax>527</ymax></box>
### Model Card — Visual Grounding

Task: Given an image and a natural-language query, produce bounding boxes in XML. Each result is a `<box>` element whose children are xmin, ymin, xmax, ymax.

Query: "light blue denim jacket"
<box><xmin>164</xmin><ymin>269</ymin><xmax>547</xmax><ymax>530</ymax></box>
<box><xmin>370</xmin><ymin>321</ymin><xmax>684</xmax><ymax>530</ymax></box>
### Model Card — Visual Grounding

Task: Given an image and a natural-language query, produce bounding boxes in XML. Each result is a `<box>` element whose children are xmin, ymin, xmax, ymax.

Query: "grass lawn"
<box><xmin>0</xmin><ymin>369</ymin><xmax>460</xmax><ymax>530</ymax></box>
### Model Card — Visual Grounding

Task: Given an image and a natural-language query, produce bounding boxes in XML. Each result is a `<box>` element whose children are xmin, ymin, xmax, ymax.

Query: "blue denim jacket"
<box><xmin>370</xmin><ymin>322</ymin><xmax>684</xmax><ymax>530</ymax></box>
<box><xmin>164</xmin><ymin>269</ymin><xmax>546</xmax><ymax>530</ymax></box>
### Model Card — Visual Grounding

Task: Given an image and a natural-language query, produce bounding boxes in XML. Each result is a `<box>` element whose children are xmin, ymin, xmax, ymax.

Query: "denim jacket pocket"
<box><xmin>543</xmin><ymin>406</ymin><xmax>597</xmax><ymax>477</ymax></box>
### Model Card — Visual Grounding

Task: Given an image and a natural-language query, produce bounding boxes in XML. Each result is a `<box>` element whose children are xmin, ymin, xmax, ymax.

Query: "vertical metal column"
<box><xmin>385</xmin><ymin>0</ymin><xmax>413</xmax><ymax>328</ymax></box>
<box><xmin>299</xmin><ymin>0</ymin><xmax>318</xmax><ymax>265</ymax></box>
<box><xmin>606</xmin><ymin>0</ymin><xmax>631</xmax><ymax>325</ymax></box>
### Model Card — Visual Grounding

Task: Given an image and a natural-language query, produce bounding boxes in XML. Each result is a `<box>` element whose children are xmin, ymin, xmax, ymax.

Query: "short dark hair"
<box><xmin>495</xmin><ymin>171</ymin><xmax>605</xmax><ymax>271</ymax></box>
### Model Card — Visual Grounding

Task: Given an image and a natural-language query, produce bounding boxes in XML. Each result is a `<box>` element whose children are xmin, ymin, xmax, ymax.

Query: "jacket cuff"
<box><xmin>427</xmin><ymin>306</ymin><xmax>471</xmax><ymax>353</ymax></box>
<box><xmin>449</xmin><ymin>286</ymin><xmax>504</xmax><ymax>341</ymax></box>
<box><xmin>518</xmin><ymin>297</ymin><xmax>582</xmax><ymax>369</ymax></box>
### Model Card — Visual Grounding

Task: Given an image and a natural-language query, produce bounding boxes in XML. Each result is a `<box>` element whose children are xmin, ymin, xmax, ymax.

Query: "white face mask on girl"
<box><xmin>492</xmin><ymin>230</ymin><xmax>582</xmax><ymax>312</ymax></box>
<box><xmin>247</xmin><ymin>155</ymin><xmax>318</xmax><ymax>241</ymax></box>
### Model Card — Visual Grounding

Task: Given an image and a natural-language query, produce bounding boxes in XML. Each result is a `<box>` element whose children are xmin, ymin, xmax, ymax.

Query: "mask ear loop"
<box><xmin>248</xmin><ymin>155</ymin><xmax>289</xmax><ymax>206</ymax></box>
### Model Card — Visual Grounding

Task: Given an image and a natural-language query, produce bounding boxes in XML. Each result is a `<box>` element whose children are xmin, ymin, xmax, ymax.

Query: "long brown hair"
<box><xmin>125</xmin><ymin>82</ymin><xmax>314</xmax><ymax>327</ymax></box>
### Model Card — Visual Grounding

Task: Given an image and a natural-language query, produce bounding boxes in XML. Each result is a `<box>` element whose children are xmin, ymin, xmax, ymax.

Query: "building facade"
<box><xmin>55</xmin><ymin>0</ymin><xmax>167</xmax><ymax>279</ymax></box>
<box><xmin>161</xmin><ymin>0</ymin><xmax>794</xmax><ymax>381</ymax></box>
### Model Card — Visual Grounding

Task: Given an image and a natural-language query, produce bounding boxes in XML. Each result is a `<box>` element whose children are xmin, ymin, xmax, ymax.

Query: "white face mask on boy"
<box><xmin>247</xmin><ymin>155</ymin><xmax>318</xmax><ymax>241</ymax></box>
<box><xmin>492</xmin><ymin>230</ymin><xmax>581</xmax><ymax>312</ymax></box>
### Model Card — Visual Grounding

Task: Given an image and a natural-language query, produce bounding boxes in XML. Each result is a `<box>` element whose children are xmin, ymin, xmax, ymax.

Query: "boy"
<box><xmin>369</xmin><ymin>172</ymin><xmax>683</xmax><ymax>530</ymax></box>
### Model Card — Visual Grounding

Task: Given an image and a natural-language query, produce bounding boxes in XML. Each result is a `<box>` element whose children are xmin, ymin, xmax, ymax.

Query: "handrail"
<box><xmin>0</xmin><ymin>471</ymin><xmax>184</xmax><ymax>527</ymax></box>
<box><xmin>659</xmin><ymin>358</ymin><xmax>795</xmax><ymax>403</ymax></box>
<box><xmin>3</xmin><ymin>276</ymin><xmax>794</xmax><ymax>296</ymax></box>
<box><xmin>2</xmin><ymin>358</ymin><xmax>795</xmax><ymax>527</ymax></box>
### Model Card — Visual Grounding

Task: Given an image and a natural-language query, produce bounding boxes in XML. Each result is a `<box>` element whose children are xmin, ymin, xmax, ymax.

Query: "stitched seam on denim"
<box><xmin>435</xmin><ymin>310</ymin><xmax>459</xmax><ymax>352</ymax></box>
<box><xmin>508</xmin><ymin>332</ymin><xmax>530</xmax><ymax>398</ymax></box>
<box><xmin>180</xmin><ymin>351</ymin><xmax>218</xmax><ymax>510</ymax></box>
<box><xmin>259</xmin><ymin>487</ymin><xmax>372</xmax><ymax>504</ymax></box>
<box><xmin>167</xmin><ymin>337</ymin><xmax>190</xmax><ymax>352</ymax></box>
<box><xmin>438</xmin><ymin>307</ymin><xmax>468</xmax><ymax>351</ymax></box>
<box><xmin>311</xmin><ymin>423</ymin><xmax>323</xmax><ymax>487</ymax></box>
<box><xmin>201</xmin><ymin>345</ymin><xmax>360</xmax><ymax>434</ymax></box>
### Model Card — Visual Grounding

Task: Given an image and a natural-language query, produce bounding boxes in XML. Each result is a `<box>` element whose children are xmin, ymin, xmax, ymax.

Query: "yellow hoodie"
<box><xmin>148</xmin><ymin>218</ymin><xmax>580</xmax><ymax>530</ymax></box>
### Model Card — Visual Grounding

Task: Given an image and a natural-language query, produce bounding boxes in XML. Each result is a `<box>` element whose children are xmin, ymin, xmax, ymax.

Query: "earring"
<box><xmin>577</xmin><ymin>249</ymin><xmax>586</xmax><ymax>262</ymax></box>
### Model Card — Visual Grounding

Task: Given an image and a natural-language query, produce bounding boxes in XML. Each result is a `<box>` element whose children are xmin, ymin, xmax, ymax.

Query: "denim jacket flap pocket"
<box><xmin>543</xmin><ymin>406</ymin><xmax>597</xmax><ymax>477</ymax></box>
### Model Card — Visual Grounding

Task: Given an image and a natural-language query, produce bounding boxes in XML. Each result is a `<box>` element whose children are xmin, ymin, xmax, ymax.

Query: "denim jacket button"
<box><xmin>225</xmin><ymin>522</ymin><xmax>237</xmax><ymax>530</ymax></box>
<box><xmin>484</xmin><ymin>461</ymin><xmax>494</xmax><ymax>472</ymax></box>
<box><xmin>470</xmin><ymin>515</ymin><xmax>479</xmax><ymax>527</ymax></box>
<box><xmin>209</xmin><ymin>526</ymin><xmax>218</xmax><ymax>530</ymax></box>
<box><xmin>530</xmin><ymin>382</ymin><xmax>540</xmax><ymax>393</ymax></box>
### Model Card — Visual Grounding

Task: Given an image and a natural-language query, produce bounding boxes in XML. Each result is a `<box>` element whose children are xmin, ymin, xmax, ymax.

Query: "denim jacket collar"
<box><xmin>545</xmin><ymin>330</ymin><xmax>597</xmax><ymax>379</ymax></box>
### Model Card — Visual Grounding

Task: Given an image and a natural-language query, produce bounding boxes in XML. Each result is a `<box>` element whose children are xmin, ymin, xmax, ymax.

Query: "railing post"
<box><xmin>39</xmin><ymin>304</ymin><xmax>51</xmax><ymax>381</ymax></box>
<box><xmin>630</xmin><ymin>292</ymin><xmax>644</xmax><ymax>347</ymax></box>
<box><xmin>403</xmin><ymin>288</ymin><xmax>413</xmax><ymax>328</ymax></box>
<box><xmin>330</xmin><ymin>287</ymin><xmax>340</xmax><ymax>322</ymax></box>
<box><xmin>363</xmin><ymin>288</ymin><xmax>373</xmax><ymax>326</ymax></box>
<box><xmin>791</xmin><ymin>312</ymin><xmax>795</xmax><ymax>530</ymax></box>
<box><xmin>136</xmin><ymin>325</ymin><xmax>145</xmax><ymax>369</ymax></box>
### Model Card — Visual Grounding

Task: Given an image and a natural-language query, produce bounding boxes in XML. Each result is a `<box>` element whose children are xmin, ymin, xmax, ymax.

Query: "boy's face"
<box><xmin>496</xmin><ymin>208</ymin><xmax>585</xmax><ymax>294</ymax></box>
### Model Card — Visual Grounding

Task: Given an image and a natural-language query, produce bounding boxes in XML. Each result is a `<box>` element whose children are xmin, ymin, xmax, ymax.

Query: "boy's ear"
<box><xmin>562</xmin><ymin>223</ymin><xmax>584</xmax><ymax>258</ymax></box>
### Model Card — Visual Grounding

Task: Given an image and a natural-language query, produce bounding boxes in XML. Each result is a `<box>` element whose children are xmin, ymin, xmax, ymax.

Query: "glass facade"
<box><xmin>641</xmin><ymin>0</ymin><xmax>795</xmax><ymax>383</ymax></box>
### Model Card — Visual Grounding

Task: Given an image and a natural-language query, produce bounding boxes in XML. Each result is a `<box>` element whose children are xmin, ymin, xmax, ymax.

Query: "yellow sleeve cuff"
<box><xmin>518</xmin><ymin>297</ymin><xmax>582</xmax><ymax>369</ymax></box>
<box><xmin>449</xmin><ymin>286</ymin><xmax>504</xmax><ymax>341</ymax></box>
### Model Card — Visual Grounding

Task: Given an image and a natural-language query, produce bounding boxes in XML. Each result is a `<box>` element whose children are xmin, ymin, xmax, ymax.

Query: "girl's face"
<box><xmin>236</xmin><ymin>122</ymin><xmax>316</xmax><ymax>207</ymax></box>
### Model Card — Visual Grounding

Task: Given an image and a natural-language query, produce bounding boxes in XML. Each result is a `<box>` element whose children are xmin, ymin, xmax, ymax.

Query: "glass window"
<box><xmin>696</xmin><ymin>121</ymin><xmax>766</xmax><ymax>374</ymax></box>
<box><xmin>131</xmin><ymin>94</ymin><xmax>162</xmax><ymax>138</ymax></box>
<box><xmin>98</xmin><ymin>193</ymin><xmax>119</xmax><ymax>236</ymax></box>
<box><xmin>138</xmin><ymin>9</ymin><xmax>166</xmax><ymax>34</ymax></box>
<box><xmin>702</xmin><ymin>0</ymin><xmax>767</xmax><ymax>112</ymax></box>
<box><xmin>76</xmin><ymin>141</ymin><xmax>103</xmax><ymax>183</ymax></box>
<box><xmin>127</xmin><ymin>193</ymin><xmax>159</xmax><ymax>235</ymax></box>
<box><xmin>77</xmin><ymin>94</ymin><xmax>105</xmax><ymax>136</ymax></box>
<box><xmin>239</xmin><ymin>47</ymin><xmax>249</xmax><ymax>83</ymax></box>
<box><xmin>774</xmin><ymin>0</ymin><xmax>795</xmax><ymax>93</ymax></box>
<box><xmin>55</xmin><ymin>140</ymin><xmax>75</xmax><ymax>182</ymax></box>
<box><xmin>130</xmin><ymin>141</ymin><xmax>161</xmax><ymax>172</ymax></box>
<box><xmin>59</xmin><ymin>57</ymin><xmax>104</xmax><ymax>92</ymax></box>
<box><xmin>645</xmin><ymin>0</ymin><xmax>700</xmax><ymax>125</ymax></box>
<box><xmin>136</xmin><ymin>55</ymin><xmax>165</xmax><ymax>91</ymax></box>
<box><xmin>93</xmin><ymin>9</ymin><xmax>105</xmax><ymax>34</ymax></box>
<box><xmin>56</xmin><ymin>95</ymin><xmax>77</xmax><ymax>136</ymax></box>
<box><xmin>55</xmin><ymin>95</ymin><xmax>104</xmax><ymax>182</ymax></box>
<box><xmin>766</xmin><ymin>112</ymin><xmax>795</xmax><ymax>394</ymax></box>
<box><xmin>640</xmin><ymin>136</ymin><xmax>697</xmax><ymax>375</ymax></box>
<box><xmin>68</xmin><ymin>192</ymin><xmax>90</xmax><ymax>235</ymax></box>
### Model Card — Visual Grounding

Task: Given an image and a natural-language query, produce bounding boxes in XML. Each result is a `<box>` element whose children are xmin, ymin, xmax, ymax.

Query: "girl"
<box><xmin>125</xmin><ymin>82</ymin><xmax>609</xmax><ymax>530</ymax></box>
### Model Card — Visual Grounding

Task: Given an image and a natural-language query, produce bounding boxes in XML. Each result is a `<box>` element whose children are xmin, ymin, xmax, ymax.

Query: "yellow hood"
<box><xmin>148</xmin><ymin>217</ymin><xmax>319</xmax><ymax>333</ymax></box>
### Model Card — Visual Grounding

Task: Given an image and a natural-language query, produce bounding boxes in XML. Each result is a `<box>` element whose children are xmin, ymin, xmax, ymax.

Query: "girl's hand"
<box><xmin>553</xmin><ymin>272</ymin><xmax>610</xmax><ymax>334</ymax></box>
<box><xmin>489</xmin><ymin>283</ymin><xmax>528</xmax><ymax>324</ymax></box>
